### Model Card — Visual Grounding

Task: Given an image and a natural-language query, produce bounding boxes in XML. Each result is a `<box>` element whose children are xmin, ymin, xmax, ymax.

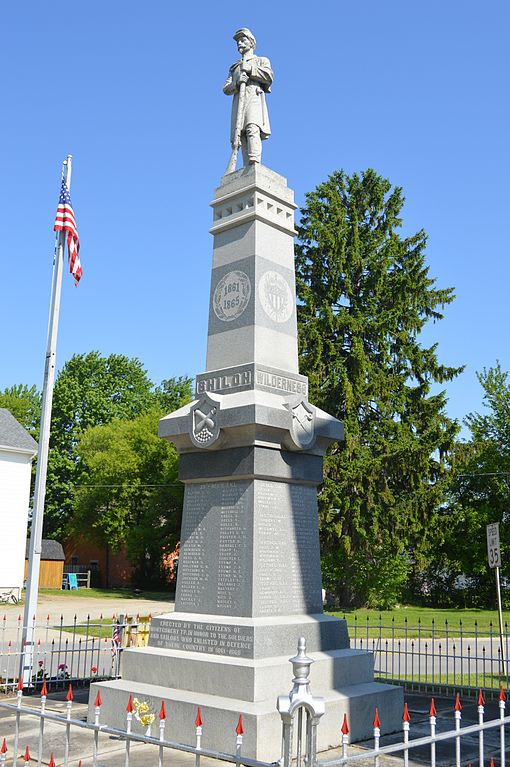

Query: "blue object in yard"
<box><xmin>67</xmin><ymin>573</ymin><xmax>78</xmax><ymax>591</ymax></box>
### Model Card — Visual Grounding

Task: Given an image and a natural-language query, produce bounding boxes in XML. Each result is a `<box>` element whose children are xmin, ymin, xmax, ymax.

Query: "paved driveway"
<box><xmin>0</xmin><ymin>592</ymin><xmax>175</xmax><ymax>624</ymax></box>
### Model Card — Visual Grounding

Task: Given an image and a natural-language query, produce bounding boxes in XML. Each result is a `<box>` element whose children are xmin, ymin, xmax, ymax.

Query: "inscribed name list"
<box><xmin>176</xmin><ymin>480</ymin><xmax>252</xmax><ymax>616</ymax></box>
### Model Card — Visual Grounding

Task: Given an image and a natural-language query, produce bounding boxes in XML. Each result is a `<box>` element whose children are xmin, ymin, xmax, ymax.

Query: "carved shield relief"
<box><xmin>189</xmin><ymin>394</ymin><xmax>221</xmax><ymax>448</ymax></box>
<box><xmin>284</xmin><ymin>398</ymin><xmax>316</xmax><ymax>450</ymax></box>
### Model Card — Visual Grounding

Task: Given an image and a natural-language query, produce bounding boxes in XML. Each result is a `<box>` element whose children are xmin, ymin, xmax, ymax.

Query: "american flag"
<box><xmin>54</xmin><ymin>178</ymin><xmax>82</xmax><ymax>285</ymax></box>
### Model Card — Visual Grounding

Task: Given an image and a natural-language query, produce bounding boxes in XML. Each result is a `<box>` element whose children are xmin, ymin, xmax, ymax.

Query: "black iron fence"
<box><xmin>344</xmin><ymin>614</ymin><xmax>509</xmax><ymax>698</ymax></box>
<box><xmin>0</xmin><ymin>613</ymin><xmax>150</xmax><ymax>693</ymax></box>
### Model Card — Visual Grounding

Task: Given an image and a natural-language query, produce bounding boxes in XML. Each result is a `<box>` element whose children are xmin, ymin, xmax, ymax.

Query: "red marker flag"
<box><xmin>54</xmin><ymin>177</ymin><xmax>82</xmax><ymax>285</ymax></box>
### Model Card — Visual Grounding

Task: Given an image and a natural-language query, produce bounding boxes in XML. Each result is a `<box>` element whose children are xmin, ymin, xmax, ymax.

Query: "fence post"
<box><xmin>93</xmin><ymin>690</ymin><xmax>102</xmax><ymax>767</ymax></box>
<box><xmin>13</xmin><ymin>677</ymin><xmax>23</xmax><ymax>767</ymax></box>
<box><xmin>159</xmin><ymin>701</ymin><xmax>166</xmax><ymax>767</ymax></box>
<box><xmin>373</xmin><ymin>708</ymin><xmax>380</xmax><ymax>767</ymax></box>
<box><xmin>478</xmin><ymin>690</ymin><xmax>485</xmax><ymax>767</ymax></box>
<box><xmin>38</xmin><ymin>680</ymin><xmax>47</xmax><ymax>767</ymax></box>
<box><xmin>277</xmin><ymin>638</ymin><xmax>325</xmax><ymax>767</ymax></box>
<box><xmin>402</xmin><ymin>703</ymin><xmax>410</xmax><ymax>767</ymax></box>
<box><xmin>499</xmin><ymin>687</ymin><xmax>506</xmax><ymax>767</ymax></box>
<box><xmin>195</xmin><ymin>706</ymin><xmax>203</xmax><ymax>767</ymax></box>
<box><xmin>64</xmin><ymin>684</ymin><xmax>73</xmax><ymax>767</ymax></box>
<box><xmin>125</xmin><ymin>695</ymin><xmax>133</xmax><ymax>767</ymax></box>
<box><xmin>235</xmin><ymin>714</ymin><xmax>243</xmax><ymax>765</ymax></box>
<box><xmin>341</xmin><ymin>715</ymin><xmax>349</xmax><ymax>760</ymax></box>
<box><xmin>429</xmin><ymin>698</ymin><xmax>437</xmax><ymax>767</ymax></box>
<box><xmin>454</xmin><ymin>693</ymin><xmax>462</xmax><ymax>767</ymax></box>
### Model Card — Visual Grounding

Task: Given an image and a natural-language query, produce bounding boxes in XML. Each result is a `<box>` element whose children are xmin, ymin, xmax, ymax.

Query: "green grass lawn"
<box><xmin>66</xmin><ymin>617</ymin><xmax>114</xmax><ymax>638</ymax></box>
<box><xmin>64</xmin><ymin>616</ymin><xmax>153</xmax><ymax>639</ymax></box>
<box><xmin>65</xmin><ymin>604</ymin><xmax>509</xmax><ymax>640</ymax></box>
<box><xmin>328</xmin><ymin>606</ymin><xmax>510</xmax><ymax>637</ymax></box>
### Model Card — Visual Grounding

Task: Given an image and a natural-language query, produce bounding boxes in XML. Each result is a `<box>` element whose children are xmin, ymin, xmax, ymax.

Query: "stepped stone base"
<box><xmin>90</xmin><ymin>613</ymin><xmax>403</xmax><ymax>762</ymax></box>
<box><xmin>90</xmin><ymin>674</ymin><xmax>403</xmax><ymax>762</ymax></box>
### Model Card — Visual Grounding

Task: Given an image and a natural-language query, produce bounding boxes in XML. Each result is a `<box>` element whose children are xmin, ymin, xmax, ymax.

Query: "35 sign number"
<box><xmin>486</xmin><ymin>523</ymin><xmax>502</xmax><ymax>569</ymax></box>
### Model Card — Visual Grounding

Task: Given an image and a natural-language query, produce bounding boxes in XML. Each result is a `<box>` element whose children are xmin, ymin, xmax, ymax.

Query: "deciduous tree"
<box><xmin>72</xmin><ymin>408</ymin><xmax>182</xmax><ymax>587</ymax></box>
<box><xmin>426</xmin><ymin>364</ymin><xmax>510</xmax><ymax>607</ymax></box>
<box><xmin>0</xmin><ymin>384</ymin><xmax>41</xmax><ymax>438</ymax></box>
<box><xmin>45</xmin><ymin>352</ymin><xmax>156</xmax><ymax>538</ymax></box>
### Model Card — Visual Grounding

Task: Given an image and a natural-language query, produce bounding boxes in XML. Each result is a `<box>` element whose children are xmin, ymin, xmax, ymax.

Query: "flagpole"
<box><xmin>21</xmin><ymin>155</ymin><xmax>73</xmax><ymax>684</ymax></box>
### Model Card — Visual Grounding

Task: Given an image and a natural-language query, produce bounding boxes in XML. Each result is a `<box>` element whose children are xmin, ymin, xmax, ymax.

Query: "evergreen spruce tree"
<box><xmin>296</xmin><ymin>169</ymin><xmax>463</xmax><ymax>607</ymax></box>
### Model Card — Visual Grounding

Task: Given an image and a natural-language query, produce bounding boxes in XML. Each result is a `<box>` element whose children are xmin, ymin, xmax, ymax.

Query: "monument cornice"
<box><xmin>210</xmin><ymin>210</ymin><xmax>297</xmax><ymax>237</ymax></box>
<box><xmin>210</xmin><ymin>185</ymin><xmax>298</xmax><ymax>211</ymax></box>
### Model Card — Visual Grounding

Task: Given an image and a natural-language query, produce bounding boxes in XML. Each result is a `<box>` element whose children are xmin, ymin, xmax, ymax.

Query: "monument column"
<box><xmin>163</xmin><ymin>163</ymin><xmax>339</xmax><ymax>625</ymax></box>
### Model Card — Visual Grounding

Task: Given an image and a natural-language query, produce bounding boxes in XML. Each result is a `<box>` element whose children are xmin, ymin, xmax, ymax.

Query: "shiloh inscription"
<box><xmin>196</xmin><ymin>363</ymin><xmax>308</xmax><ymax>397</ymax></box>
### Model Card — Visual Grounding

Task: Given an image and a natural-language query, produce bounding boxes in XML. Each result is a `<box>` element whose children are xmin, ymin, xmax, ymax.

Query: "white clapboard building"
<box><xmin>0</xmin><ymin>409</ymin><xmax>37</xmax><ymax>599</ymax></box>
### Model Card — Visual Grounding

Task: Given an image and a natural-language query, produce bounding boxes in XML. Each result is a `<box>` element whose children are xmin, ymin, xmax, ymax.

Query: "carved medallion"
<box><xmin>213</xmin><ymin>270</ymin><xmax>251</xmax><ymax>322</ymax></box>
<box><xmin>258</xmin><ymin>270</ymin><xmax>293</xmax><ymax>324</ymax></box>
<box><xmin>190</xmin><ymin>395</ymin><xmax>221</xmax><ymax>448</ymax></box>
<box><xmin>284</xmin><ymin>398</ymin><xmax>316</xmax><ymax>449</ymax></box>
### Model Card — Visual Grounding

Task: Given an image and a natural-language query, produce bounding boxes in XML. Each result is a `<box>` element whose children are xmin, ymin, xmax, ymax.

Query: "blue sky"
<box><xmin>1</xmin><ymin>1</ymin><xmax>508</xmax><ymax>435</ymax></box>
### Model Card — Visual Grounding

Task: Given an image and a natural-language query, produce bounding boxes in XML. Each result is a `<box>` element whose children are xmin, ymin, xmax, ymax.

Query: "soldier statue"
<box><xmin>223</xmin><ymin>28</ymin><xmax>273</xmax><ymax>171</ymax></box>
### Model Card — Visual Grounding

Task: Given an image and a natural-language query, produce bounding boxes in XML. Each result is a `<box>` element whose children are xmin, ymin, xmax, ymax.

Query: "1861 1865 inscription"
<box><xmin>213</xmin><ymin>270</ymin><xmax>251</xmax><ymax>321</ymax></box>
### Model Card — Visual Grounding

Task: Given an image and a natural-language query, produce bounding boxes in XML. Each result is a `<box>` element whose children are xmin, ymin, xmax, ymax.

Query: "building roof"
<box><xmin>25</xmin><ymin>539</ymin><xmax>65</xmax><ymax>561</ymax></box>
<box><xmin>0</xmin><ymin>409</ymin><xmax>38</xmax><ymax>455</ymax></box>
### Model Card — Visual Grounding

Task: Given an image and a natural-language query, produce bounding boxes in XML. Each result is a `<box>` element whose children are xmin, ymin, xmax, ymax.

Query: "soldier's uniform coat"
<box><xmin>223</xmin><ymin>53</ymin><xmax>273</xmax><ymax>143</ymax></box>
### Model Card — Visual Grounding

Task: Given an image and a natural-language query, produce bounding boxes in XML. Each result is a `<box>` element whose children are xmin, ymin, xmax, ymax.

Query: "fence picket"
<box><xmin>373</xmin><ymin>709</ymin><xmax>380</xmax><ymax>767</ymax></box>
<box><xmin>500</xmin><ymin>688</ymin><xmax>506</xmax><ymax>767</ymax></box>
<box><xmin>159</xmin><ymin>701</ymin><xmax>166</xmax><ymax>767</ymax></box>
<box><xmin>454</xmin><ymin>693</ymin><xmax>462</xmax><ymax>767</ymax></box>
<box><xmin>37</xmin><ymin>680</ymin><xmax>47</xmax><ymax>767</ymax></box>
<box><xmin>402</xmin><ymin>703</ymin><xmax>410</xmax><ymax>767</ymax></box>
<box><xmin>195</xmin><ymin>706</ymin><xmax>203</xmax><ymax>767</ymax></box>
<box><xmin>429</xmin><ymin>698</ymin><xmax>436</xmax><ymax>767</ymax></box>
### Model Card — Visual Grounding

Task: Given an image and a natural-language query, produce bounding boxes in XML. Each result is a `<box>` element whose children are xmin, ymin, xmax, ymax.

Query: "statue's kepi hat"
<box><xmin>233</xmin><ymin>28</ymin><xmax>256</xmax><ymax>49</ymax></box>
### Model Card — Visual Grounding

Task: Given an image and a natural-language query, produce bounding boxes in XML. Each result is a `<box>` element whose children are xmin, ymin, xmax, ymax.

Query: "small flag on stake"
<box><xmin>112</xmin><ymin>623</ymin><xmax>121</xmax><ymax>657</ymax></box>
<box><xmin>54</xmin><ymin>177</ymin><xmax>82</xmax><ymax>285</ymax></box>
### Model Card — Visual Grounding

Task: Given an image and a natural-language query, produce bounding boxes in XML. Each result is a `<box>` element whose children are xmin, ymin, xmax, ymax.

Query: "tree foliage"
<box><xmin>45</xmin><ymin>352</ymin><xmax>157</xmax><ymax>538</ymax></box>
<box><xmin>295</xmin><ymin>169</ymin><xmax>463</xmax><ymax>607</ymax></box>
<box><xmin>72</xmin><ymin>408</ymin><xmax>182</xmax><ymax>587</ymax></box>
<box><xmin>155</xmin><ymin>376</ymin><xmax>193</xmax><ymax>412</ymax></box>
<box><xmin>0</xmin><ymin>384</ymin><xmax>41</xmax><ymax>439</ymax></box>
<box><xmin>425</xmin><ymin>364</ymin><xmax>510</xmax><ymax>607</ymax></box>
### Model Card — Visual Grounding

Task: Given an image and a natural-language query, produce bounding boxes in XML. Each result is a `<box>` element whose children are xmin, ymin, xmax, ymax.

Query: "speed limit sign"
<box><xmin>487</xmin><ymin>522</ymin><xmax>502</xmax><ymax>568</ymax></box>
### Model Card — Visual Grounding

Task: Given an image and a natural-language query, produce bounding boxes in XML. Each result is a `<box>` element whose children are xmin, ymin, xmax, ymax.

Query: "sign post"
<box><xmin>486</xmin><ymin>522</ymin><xmax>505</xmax><ymax>678</ymax></box>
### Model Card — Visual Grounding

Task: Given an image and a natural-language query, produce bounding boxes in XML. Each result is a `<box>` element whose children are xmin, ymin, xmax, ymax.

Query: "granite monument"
<box><xmin>90</xmin><ymin>30</ymin><xmax>403</xmax><ymax>760</ymax></box>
